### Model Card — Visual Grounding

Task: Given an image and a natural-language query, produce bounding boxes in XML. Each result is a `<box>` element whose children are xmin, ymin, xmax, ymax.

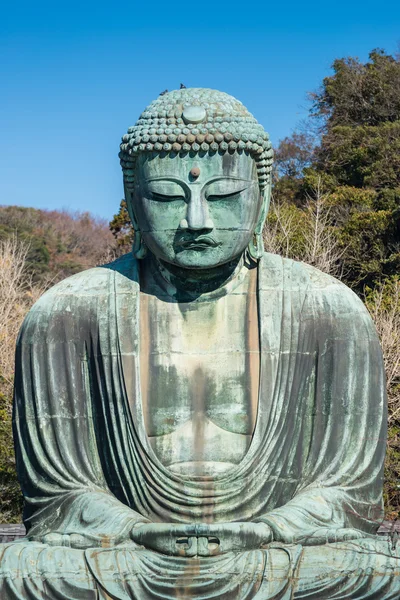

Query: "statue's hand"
<box><xmin>298</xmin><ymin>527</ymin><xmax>368</xmax><ymax>546</ymax></box>
<box><xmin>35</xmin><ymin>532</ymin><xmax>103</xmax><ymax>549</ymax></box>
<box><xmin>131</xmin><ymin>523</ymin><xmax>200</xmax><ymax>556</ymax></box>
<box><xmin>33</xmin><ymin>517</ymin><xmax>151</xmax><ymax>549</ymax></box>
<box><xmin>198</xmin><ymin>522</ymin><xmax>273</xmax><ymax>555</ymax></box>
<box><xmin>131</xmin><ymin>522</ymin><xmax>272</xmax><ymax>557</ymax></box>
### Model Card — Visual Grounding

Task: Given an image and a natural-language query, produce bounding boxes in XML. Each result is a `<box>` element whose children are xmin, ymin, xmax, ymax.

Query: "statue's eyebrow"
<box><xmin>203</xmin><ymin>176</ymin><xmax>255</xmax><ymax>185</ymax></box>
<box><xmin>145</xmin><ymin>176</ymin><xmax>185</xmax><ymax>182</ymax></box>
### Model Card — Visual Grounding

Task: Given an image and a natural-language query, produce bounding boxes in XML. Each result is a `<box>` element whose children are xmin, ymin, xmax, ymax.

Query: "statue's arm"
<box><xmin>22</xmin><ymin>492</ymin><xmax>150</xmax><ymax>548</ymax></box>
<box><xmin>12</xmin><ymin>292</ymin><xmax>149</xmax><ymax>548</ymax></box>
<box><xmin>255</xmin><ymin>281</ymin><xmax>386</xmax><ymax>545</ymax></box>
<box><xmin>254</xmin><ymin>489</ymin><xmax>374</xmax><ymax>545</ymax></box>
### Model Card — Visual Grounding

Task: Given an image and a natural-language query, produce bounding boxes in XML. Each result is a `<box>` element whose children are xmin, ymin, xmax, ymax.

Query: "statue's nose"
<box><xmin>180</xmin><ymin>195</ymin><xmax>214</xmax><ymax>231</ymax></box>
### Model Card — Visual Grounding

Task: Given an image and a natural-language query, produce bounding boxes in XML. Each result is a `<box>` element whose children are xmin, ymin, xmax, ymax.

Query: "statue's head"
<box><xmin>119</xmin><ymin>88</ymin><xmax>273</xmax><ymax>269</ymax></box>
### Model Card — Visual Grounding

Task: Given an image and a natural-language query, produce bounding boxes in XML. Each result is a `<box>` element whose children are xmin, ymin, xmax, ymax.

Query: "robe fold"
<box><xmin>3</xmin><ymin>251</ymin><xmax>399</xmax><ymax>599</ymax></box>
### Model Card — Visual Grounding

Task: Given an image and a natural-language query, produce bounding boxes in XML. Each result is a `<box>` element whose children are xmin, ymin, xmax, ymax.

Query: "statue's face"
<box><xmin>130</xmin><ymin>152</ymin><xmax>263</xmax><ymax>269</ymax></box>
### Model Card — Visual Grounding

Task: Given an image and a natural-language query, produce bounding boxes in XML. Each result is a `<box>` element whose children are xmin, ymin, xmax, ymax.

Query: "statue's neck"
<box><xmin>149</xmin><ymin>253</ymin><xmax>247</xmax><ymax>299</ymax></box>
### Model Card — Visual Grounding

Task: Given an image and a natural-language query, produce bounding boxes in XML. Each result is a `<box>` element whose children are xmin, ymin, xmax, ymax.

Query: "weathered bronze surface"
<box><xmin>1</xmin><ymin>88</ymin><xmax>400</xmax><ymax>598</ymax></box>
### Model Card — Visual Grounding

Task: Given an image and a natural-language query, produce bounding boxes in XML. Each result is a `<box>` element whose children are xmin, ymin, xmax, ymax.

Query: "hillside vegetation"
<box><xmin>0</xmin><ymin>206</ymin><xmax>117</xmax><ymax>284</ymax></box>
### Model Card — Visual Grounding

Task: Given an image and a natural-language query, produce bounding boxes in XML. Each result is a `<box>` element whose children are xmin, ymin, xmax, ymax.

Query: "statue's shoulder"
<box><xmin>260</xmin><ymin>252</ymin><xmax>367</xmax><ymax>315</ymax></box>
<box><xmin>260</xmin><ymin>252</ymin><xmax>345</xmax><ymax>288</ymax></box>
<box><xmin>23</xmin><ymin>253</ymin><xmax>139</xmax><ymax>325</ymax></box>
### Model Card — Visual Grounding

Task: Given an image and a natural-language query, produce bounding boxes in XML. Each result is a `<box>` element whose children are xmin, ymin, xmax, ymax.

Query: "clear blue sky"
<box><xmin>1</xmin><ymin>0</ymin><xmax>399</xmax><ymax>220</ymax></box>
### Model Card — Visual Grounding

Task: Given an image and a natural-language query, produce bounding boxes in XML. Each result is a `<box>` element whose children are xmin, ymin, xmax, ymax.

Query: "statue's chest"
<box><xmin>139</xmin><ymin>278</ymin><xmax>260</xmax><ymax>475</ymax></box>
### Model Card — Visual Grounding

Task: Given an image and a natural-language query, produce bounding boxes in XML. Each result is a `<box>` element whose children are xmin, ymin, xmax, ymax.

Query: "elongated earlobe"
<box><xmin>247</xmin><ymin>232</ymin><xmax>265</xmax><ymax>260</ymax></box>
<box><xmin>247</xmin><ymin>182</ymin><xmax>271</xmax><ymax>260</ymax></box>
<box><xmin>132</xmin><ymin>230</ymin><xmax>147</xmax><ymax>259</ymax></box>
<box><xmin>126</xmin><ymin>190</ymin><xmax>148</xmax><ymax>260</ymax></box>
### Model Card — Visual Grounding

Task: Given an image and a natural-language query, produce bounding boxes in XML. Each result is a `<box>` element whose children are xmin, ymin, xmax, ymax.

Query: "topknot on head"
<box><xmin>119</xmin><ymin>88</ymin><xmax>274</xmax><ymax>192</ymax></box>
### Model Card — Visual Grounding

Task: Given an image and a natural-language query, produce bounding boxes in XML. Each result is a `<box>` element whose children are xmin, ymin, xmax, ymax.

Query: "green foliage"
<box><xmin>109</xmin><ymin>199</ymin><xmax>134</xmax><ymax>253</ymax></box>
<box><xmin>338</xmin><ymin>204</ymin><xmax>397</xmax><ymax>288</ymax></box>
<box><xmin>310</xmin><ymin>49</ymin><xmax>400</xmax><ymax>128</ymax></box>
<box><xmin>0</xmin><ymin>384</ymin><xmax>23</xmax><ymax>522</ymax></box>
<box><xmin>320</xmin><ymin>122</ymin><xmax>400</xmax><ymax>189</ymax></box>
<box><xmin>384</xmin><ymin>426</ymin><xmax>400</xmax><ymax>520</ymax></box>
<box><xmin>326</xmin><ymin>185</ymin><xmax>376</xmax><ymax>211</ymax></box>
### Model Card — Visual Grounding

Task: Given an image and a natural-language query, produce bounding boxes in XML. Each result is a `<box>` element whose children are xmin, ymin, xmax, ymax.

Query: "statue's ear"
<box><xmin>125</xmin><ymin>186</ymin><xmax>138</xmax><ymax>229</ymax></box>
<box><xmin>124</xmin><ymin>184</ymin><xmax>147</xmax><ymax>259</ymax></box>
<box><xmin>248</xmin><ymin>180</ymin><xmax>271</xmax><ymax>260</ymax></box>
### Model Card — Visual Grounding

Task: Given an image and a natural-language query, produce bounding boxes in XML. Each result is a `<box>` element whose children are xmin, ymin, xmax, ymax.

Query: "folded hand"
<box><xmin>131</xmin><ymin>522</ymin><xmax>273</xmax><ymax>556</ymax></box>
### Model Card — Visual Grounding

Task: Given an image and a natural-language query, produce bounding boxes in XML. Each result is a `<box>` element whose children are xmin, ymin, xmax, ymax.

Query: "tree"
<box><xmin>109</xmin><ymin>200</ymin><xmax>134</xmax><ymax>254</ymax></box>
<box><xmin>309</xmin><ymin>49</ymin><xmax>400</xmax><ymax>129</ymax></box>
<box><xmin>273</xmin><ymin>132</ymin><xmax>315</xmax><ymax>180</ymax></box>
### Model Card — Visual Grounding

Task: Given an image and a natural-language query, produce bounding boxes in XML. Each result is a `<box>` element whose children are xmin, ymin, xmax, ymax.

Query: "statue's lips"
<box><xmin>178</xmin><ymin>237</ymin><xmax>221</xmax><ymax>250</ymax></box>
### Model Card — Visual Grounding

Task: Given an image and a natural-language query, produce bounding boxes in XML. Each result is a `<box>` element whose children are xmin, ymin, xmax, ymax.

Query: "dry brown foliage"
<box><xmin>0</xmin><ymin>237</ymin><xmax>47</xmax><ymax>521</ymax></box>
<box><xmin>365</xmin><ymin>280</ymin><xmax>400</xmax><ymax>517</ymax></box>
<box><xmin>0</xmin><ymin>237</ymin><xmax>45</xmax><ymax>396</ymax></box>
<box><xmin>366</xmin><ymin>280</ymin><xmax>400</xmax><ymax>425</ymax></box>
<box><xmin>42</xmin><ymin>209</ymin><xmax>119</xmax><ymax>269</ymax></box>
<box><xmin>0</xmin><ymin>206</ymin><xmax>119</xmax><ymax>284</ymax></box>
<box><xmin>264</xmin><ymin>177</ymin><xmax>346</xmax><ymax>279</ymax></box>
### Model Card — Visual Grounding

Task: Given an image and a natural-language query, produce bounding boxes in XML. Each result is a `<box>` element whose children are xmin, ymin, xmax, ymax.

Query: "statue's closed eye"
<box><xmin>207</xmin><ymin>191</ymin><xmax>241</xmax><ymax>202</ymax></box>
<box><xmin>146</xmin><ymin>181</ymin><xmax>186</xmax><ymax>201</ymax></box>
<box><xmin>149</xmin><ymin>192</ymin><xmax>186</xmax><ymax>202</ymax></box>
<box><xmin>205</xmin><ymin>179</ymin><xmax>251</xmax><ymax>201</ymax></box>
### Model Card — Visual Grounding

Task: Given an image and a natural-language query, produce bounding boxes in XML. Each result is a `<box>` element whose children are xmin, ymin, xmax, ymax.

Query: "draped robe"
<box><xmin>2</xmin><ymin>252</ymin><xmax>400</xmax><ymax>599</ymax></box>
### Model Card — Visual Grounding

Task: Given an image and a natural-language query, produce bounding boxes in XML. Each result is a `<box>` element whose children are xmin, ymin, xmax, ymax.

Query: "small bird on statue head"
<box><xmin>180</xmin><ymin>83</ymin><xmax>186</xmax><ymax>89</ymax></box>
<box><xmin>159</xmin><ymin>89</ymin><xmax>168</xmax><ymax>96</ymax></box>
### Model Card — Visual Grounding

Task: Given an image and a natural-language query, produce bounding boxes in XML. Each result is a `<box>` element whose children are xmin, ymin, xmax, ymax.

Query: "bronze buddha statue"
<box><xmin>1</xmin><ymin>88</ymin><xmax>399</xmax><ymax>599</ymax></box>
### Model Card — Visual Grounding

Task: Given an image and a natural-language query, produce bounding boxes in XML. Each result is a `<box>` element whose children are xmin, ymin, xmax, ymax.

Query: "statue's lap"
<box><xmin>0</xmin><ymin>537</ymin><xmax>399</xmax><ymax>600</ymax></box>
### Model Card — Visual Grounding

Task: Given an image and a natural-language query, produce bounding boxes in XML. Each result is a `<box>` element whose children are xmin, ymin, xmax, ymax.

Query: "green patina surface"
<box><xmin>0</xmin><ymin>88</ymin><xmax>400</xmax><ymax>599</ymax></box>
